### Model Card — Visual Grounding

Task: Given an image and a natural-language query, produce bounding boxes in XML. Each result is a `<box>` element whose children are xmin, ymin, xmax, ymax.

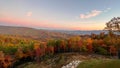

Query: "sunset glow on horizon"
<box><xmin>0</xmin><ymin>0</ymin><xmax>120</xmax><ymax>30</ymax></box>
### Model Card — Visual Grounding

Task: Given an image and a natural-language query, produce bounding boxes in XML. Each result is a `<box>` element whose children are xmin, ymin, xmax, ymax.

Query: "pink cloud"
<box><xmin>0</xmin><ymin>18</ymin><xmax>46</xmax><ymax>27</ymax></box>
<box><xmin>0</xmin><ymin>17</ymin><xmax>74</xmax><ymax>30</ymax></box>
<box><xmin>80</xmin><ymin>10</ymin><xmax>102</xmax><ymax>19</ymax></box>
<box><xmin>27</xmin><ymin>11</ymin><xmax>32</xmax><ymax>17</ymax></box>
<box><xmin>0</xmin><ymin>17</ymin><xmax>103</xmax><ymax>30</ymax></box>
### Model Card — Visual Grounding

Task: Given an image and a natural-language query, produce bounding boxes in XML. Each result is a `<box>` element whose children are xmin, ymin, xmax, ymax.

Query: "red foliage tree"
<box><xmin>109</xmin><ymin>46</ymin><xmax>117</xmax><ymax>56</ymax></box>
<box><xmin>35</xmin><ymin>47</ymin><xmax>41</xmax><ymax>62</ymax></box>
<box><xmin>46</xmin><ymin>46</ymin><xmax>54</xmax><ymax>55</ymax></box>
<box><xmin>87</xmin><ymin>44</ymin><xmax>93</xmax><ymax>53</ymax></box>
<box><xmin>34</xmin><ymin>43</ymin><xmax>41</xmax><ymax>62</ymax></box>
<box><xmin>77</xmin><ymin>40</ymin><xmax>83</xmax><ymax>51</ymax></box>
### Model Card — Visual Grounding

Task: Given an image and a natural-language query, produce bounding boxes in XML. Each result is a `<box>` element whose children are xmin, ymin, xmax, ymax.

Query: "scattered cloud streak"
<box><xmin>80</xmin><ymin>8</ymin><xmax>111</xmax><ymax>19</ymax></box>
<box><xmin>27</xmin><ymin>11</ymin><xmax>32</xmax><ymax>17</ymax></box>
<box><xmin>80</xmin><ymin>10</ymin><xmax>102</xmax><ymax>19</ymax></box>
<box><xmin>103</xmin><ymin>8</ymin><xmax>111</xmax><ymax>12</ymax></box>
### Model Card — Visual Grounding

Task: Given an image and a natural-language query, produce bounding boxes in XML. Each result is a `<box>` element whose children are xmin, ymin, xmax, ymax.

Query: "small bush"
<box><xmin>97</xmin><ymin>47</ymin><xmax>108</xmax><ymax>55</ymax></box>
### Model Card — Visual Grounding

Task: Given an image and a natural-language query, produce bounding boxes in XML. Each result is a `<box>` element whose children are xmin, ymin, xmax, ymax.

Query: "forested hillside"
<box><xmin>0</xmin><ymin>26</ymin><xmax>72</xmax><ymax>41</ymax></box>
<box><xmin>0</xmin><ymin>32</ymin><xmax>120</xmax><ymax>68</ymax></box>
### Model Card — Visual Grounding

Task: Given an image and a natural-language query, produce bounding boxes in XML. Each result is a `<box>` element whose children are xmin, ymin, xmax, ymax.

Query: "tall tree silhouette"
<box><xmin>105</xmin><ymin>17</ymin><xmax>120</xmax><ymax>35</ymax></box>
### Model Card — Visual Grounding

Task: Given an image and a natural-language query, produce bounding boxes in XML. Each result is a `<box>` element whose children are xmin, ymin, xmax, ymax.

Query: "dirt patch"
<box><xmin>17</xmin><ymin>53</ymin><xmax>111</xmax><ymax>68</ymax></box>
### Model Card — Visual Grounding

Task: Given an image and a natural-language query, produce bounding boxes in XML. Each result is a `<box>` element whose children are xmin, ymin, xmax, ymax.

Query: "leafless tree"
<box><xmin>105</xmin><ymin>17</ymin><xmax>120</xmax><ymax>35</ymax></box>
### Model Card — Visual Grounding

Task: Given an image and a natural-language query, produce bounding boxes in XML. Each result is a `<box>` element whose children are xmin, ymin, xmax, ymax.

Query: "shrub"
<box><xmin>81</xmin><ymin>45</ymin><xmax>87</xmax><ymax>52</ymax></box>
<box><xmin>97</xmin><ymin>47</ymin><xmax>108</xmax><ymax>55</ymax></box>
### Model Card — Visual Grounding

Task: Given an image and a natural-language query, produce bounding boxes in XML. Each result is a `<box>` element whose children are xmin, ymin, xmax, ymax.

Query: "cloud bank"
<box><xmin>80</xmin><ymin>10</ymin><xmax>102</xmax><ymax>19</ymax></box>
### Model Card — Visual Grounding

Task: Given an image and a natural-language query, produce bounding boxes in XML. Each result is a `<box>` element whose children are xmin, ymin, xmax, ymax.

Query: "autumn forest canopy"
<box><xmin>0</xmin><ymin>17</ymin><xmax>119</xmax><ymax>68</ymax></box>
<box><xmin>0</xmin><ymin>0</ymin><xmax>120</xmax><ymax>68</ymax></box>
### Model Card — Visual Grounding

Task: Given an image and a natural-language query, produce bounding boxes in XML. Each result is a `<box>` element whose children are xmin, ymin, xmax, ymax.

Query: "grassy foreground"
<box><xmin>77</xmin><ymin>59</ymin><xmax>120</xmax><ymax>68</ymax></box>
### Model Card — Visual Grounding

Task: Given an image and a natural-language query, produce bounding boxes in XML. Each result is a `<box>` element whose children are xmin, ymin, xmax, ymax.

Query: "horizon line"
<box><xmin>0</xmin><ymin>24</ymin><xmax>105</xmax><ymax>31</ymax></box>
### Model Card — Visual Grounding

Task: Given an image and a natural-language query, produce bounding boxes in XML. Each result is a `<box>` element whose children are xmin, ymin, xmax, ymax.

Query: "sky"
<box><xmin>0</xmin><ymin>0</ymin><xmax>120</xmax><ymax>30</ymax></box>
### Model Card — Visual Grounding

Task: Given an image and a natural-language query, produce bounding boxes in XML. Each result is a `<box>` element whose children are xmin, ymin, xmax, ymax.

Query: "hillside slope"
<box><xmin>0</xmin><ymin>26</ymin><xmax>72</xmax><ymax>41</ymax></box>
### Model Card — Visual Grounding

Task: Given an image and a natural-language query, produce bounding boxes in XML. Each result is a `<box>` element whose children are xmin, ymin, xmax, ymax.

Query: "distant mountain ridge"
<box><xmin>0</xmin><ymin>25</ymin><xmax>108</xmax><ymax>41</ymax></box>
<box><xmin>0</xmin><ymin>25</ymin><xmax>72</xmax><ymax>41</ymax></box>
<box><xmin>50</xmin><ymin>30</ymin><xmax>108</xmax><ymax>35</ymax></box>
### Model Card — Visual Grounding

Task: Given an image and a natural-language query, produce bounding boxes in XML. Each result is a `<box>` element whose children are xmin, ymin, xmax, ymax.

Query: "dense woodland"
<box><xmin>0</xmin><ymin>17</ymin><xmax>120</xmax><ymax>68</ymax></box>
<box><xmin>0</xmin><ymin>32</ymin><xmax>120</xmax><ymax>68</ymax></box>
